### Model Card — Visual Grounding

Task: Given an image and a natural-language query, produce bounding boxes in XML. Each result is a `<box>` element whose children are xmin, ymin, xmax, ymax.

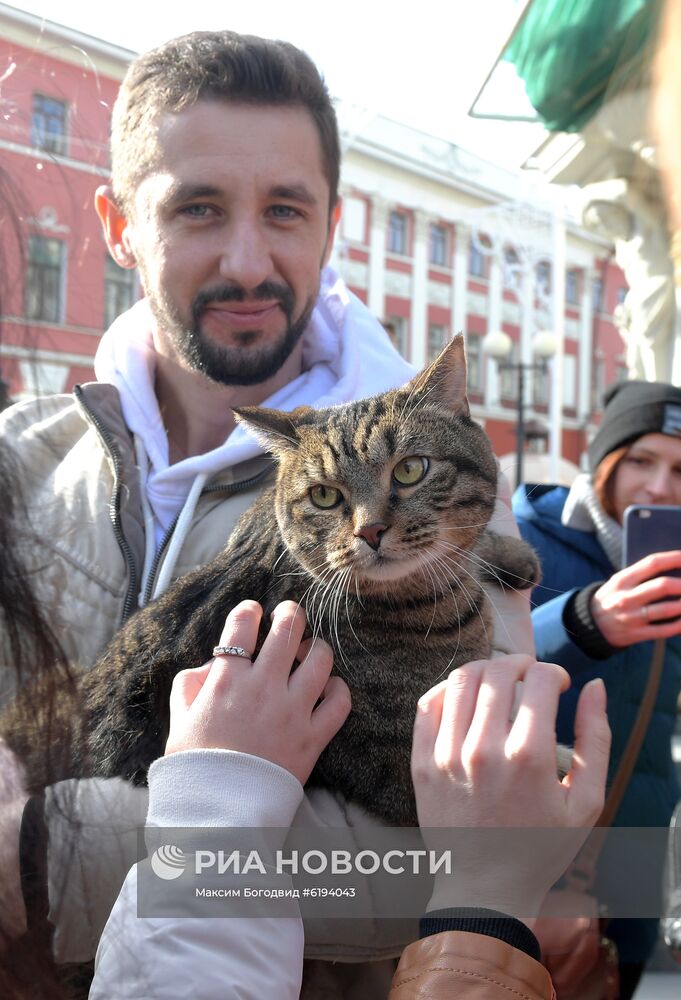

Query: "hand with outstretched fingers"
<box><xmin>411</xmin><ymin>655</ymin><xmax>611</xmax><ymax>926</ymax></box>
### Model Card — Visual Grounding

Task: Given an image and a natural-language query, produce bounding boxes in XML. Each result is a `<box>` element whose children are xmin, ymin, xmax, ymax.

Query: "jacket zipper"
<box><xmin>141</xmin><ymin>461</ymin><xmax>275</xmax><ymax>606</ymax></box>
<box><xmin>73</xmin><ymin>385</ymin><xmax>140</xmax><ymax>624</ymax></box>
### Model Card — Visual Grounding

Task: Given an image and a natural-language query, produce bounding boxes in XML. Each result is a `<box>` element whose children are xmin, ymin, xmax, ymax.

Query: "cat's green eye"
<box><xmin>392</xmin><ymin>456</ymin><xmax>429</xmax><ymax>486</ymax></box>
<box><xmin>309</xmin><ymin>484</ymin><xmax>342</xmax><ymax>509</ymax></box>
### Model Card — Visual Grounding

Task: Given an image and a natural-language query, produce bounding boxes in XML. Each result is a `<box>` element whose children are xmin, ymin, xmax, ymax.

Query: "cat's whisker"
<box><xmin>426</xmin><ymin>546</ymin><xmax>487</xmax><ymax>633</ymax></box>
<box><xmin>438</xmin><ymin>538</ymin><xmax>540</xmax><ymax>593</ymax></box>
<box><xmin>343</xmin><ymin>576</ymin><xmax>369</xmax><ymax>659</ymax></box>
<box><xmin>429</xmin><ymin>545</ymin><xmax>484</xmax><ymax>601</ymax></box>
<box><xmin>325</xmin><ymin>569</ymin><xmax>358</xmax><ymax>680</ymax></box>
<box><xmin>328</xmin><ymin>568</ymin><xmax>343</xmax><ymax>654</ymax></box>
<box><xmin>332</xmin><ymin>568</ymin><xmax>357</xmax><ymax>679</ymax></box>
<box><xmin>354</xmin><ymin>574</ymin><xmax>364</xmax><ymax>608</ymax></box>
<box><xmin>412</xmin><ymin>552</ymin><xmax>470</xmax><ymax>680</ymax></box>
<box><xmin>442</xmin><ymin>537</ymin><xmax>563</xmax><ymax>599</ymax></box>
<box><xmin>313</xmin><ymin>571</ymin><xmax>341</xmax><ymax>641</ymax></box>
<box><xmin>270</xmin><ymin>545</ymin><xmax>293</xmax><ymax>576</ymax></box>
<box><xmin>429</xmin><ymin>550</ymin><xmax>478</xmax><ymax>615</ymax></box>
<box><xmin>447</xmin><ymin>517</ymin><xmax>502</xmax><ymax>531</ymax></box>
<box><xmin>439</xmin><ymin>539</ymin><xmax>507</xmax><ymax>583</ymax></box>
<box><xmin>437</xmin><ymin>546</ymin><xmax>522</xmax><ymax>653</ymax></box>
<box><xmin>312</xmin><ymin>563</ymin><xmax>344</xmax><ymax>643</ymax></box>
<box><xmin>299</xmin><ymin>563</ymin><xmax>336</xmax><ymax>639</ymax></box>
<box><xmin>428</xmin><ymin>550</ymin><xmax>492</xmax><ymax>652</ymax></box>
<box><xmin>316</xmin><ymin>571</ymin><xmax>338</xmax><ymax>633</ymax></box>
<box><xmin>414</xmin><ymin>552</ymin><xmax>439</xmax><ymax>640</ymax></box>
<box><xmin>425</xmin><ymin>552</ymin><xmax>459</xmax><ymax>605</ymax></box>
<box><xmin>437</xmin><ymin>586</ymin><xmax>464</xmax><ymax>683</ymax></box>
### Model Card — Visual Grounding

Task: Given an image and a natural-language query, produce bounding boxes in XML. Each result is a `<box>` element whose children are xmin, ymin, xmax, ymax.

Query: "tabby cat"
<box><xmin>13</xmin><ymin>337</ymin><xmax>540</xmax><ymax>825</ymax></box>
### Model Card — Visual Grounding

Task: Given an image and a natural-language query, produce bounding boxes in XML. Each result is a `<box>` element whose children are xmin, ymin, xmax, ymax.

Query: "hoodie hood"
<box><xmin>512</xmin><ymin>482</ymin><xmax>607</xmax><ymax>566</ymax></box>
<box><xmin>95</xmin><ymin>266</ymin><xmax>415</xmax><ymax>538</ymax></box>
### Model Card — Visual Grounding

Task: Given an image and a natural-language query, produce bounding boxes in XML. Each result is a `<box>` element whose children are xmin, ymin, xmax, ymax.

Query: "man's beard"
<box><xmin>147</xmin><ymin>279</ymin><xmax>315</xmax><ymax>387</ymax></box>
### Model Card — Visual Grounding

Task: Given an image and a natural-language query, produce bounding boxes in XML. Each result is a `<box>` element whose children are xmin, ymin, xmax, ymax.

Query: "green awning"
<box><xmin>471</xmin><ymin>0</ymin><xmax>661</xmax><ymax>133</ymax></box>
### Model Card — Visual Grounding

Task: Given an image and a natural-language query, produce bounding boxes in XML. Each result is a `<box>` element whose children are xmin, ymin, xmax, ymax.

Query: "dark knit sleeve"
<box><xmin>419</xmin><ymin>907</ymin><xmax>541</xmax><ymax>961</ymax></box>
<box><xmin>562</xmin><ymin>581</ymin><xmax>620</xmax><ymax>660</ymax></box>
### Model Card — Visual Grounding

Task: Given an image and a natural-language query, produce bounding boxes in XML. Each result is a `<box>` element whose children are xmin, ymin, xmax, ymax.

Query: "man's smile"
<box><xmin>201</xmin><ymin>301</ymin><xmax>282</xmax><ymax>332</ymax></box>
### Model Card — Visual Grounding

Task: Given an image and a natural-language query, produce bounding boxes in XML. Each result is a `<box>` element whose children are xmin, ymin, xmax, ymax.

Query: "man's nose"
<box><xmin>218</xmin><ymin>221</ymin><xmax>273</xmax><ymax>290</ymax></box>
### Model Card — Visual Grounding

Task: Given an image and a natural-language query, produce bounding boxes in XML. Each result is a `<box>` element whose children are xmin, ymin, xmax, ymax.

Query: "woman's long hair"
<box><xmin>0</xmin><ymin>168</ymin><xmax>78</xmax><ymax>998</ymax></box>
<box><xmin>0</xmin><ymin>442</ymin><xmax>81</xmax><ymax>1000</ymax></box>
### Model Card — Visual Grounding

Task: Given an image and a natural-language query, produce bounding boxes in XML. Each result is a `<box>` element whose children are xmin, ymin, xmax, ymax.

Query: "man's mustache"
<box><xmin>192</xmin><ymin>282</ymin><xmax>294</xmax><ymax>322</ymax></box>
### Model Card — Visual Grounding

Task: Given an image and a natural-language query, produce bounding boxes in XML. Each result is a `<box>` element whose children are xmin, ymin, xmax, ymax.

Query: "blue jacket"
<box><xmin>513</xmin><ymin>484</ymin><xmax>681</xmax><ymax>963</ymax></box>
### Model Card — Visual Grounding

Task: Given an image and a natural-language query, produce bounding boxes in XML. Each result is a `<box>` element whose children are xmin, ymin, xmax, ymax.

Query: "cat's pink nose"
<box><xmin>354</xmin><ymin>522</ymin><xmax>388</xmax><ymax>551</ymax></box>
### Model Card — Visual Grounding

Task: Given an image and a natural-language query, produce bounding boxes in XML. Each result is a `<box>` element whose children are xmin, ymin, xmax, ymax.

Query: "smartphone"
<box><xmin>622</xmin><ymin>504</ymin><xmax>681</xmax><ymax>576</ymax></box>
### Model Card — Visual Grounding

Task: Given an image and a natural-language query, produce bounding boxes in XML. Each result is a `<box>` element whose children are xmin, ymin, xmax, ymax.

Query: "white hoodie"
<box><xmin>94</xmin><ymin>266</ymin><xmax>415</xmax><ymax>554</ymax></box>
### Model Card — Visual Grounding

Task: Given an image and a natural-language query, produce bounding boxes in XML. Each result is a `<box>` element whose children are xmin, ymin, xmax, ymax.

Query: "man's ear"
<box><xmin>95</xmin><ymin>185</ymin><xmax>137</xmax><ymax>269</ymax></box>
<box><xmin>322</xmin><ymin>197</ymin><xmax>342</xmax><ymax>267</ymax></box>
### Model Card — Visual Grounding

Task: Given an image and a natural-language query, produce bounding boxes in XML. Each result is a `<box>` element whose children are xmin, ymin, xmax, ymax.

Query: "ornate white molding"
<box><xmin>413</xmin><ymin>208</ymin><xmax>430</xmax><ymax>242</ymax></box>
<box><xmin>385</xmin><ymin>269</ymin><xmax>412</xmax><ymax>298</ymax></box>
<box><xmin>27</xmin><ymin>205</ymin><xmax>70</xmax><ymax>234</ymax></box>
<box><xmin>340</xmin><ymin>258</ymin><xmax>369</xmax><ymax>290</ymax></box>
<box><xmin>370</xmin><ymin>193</ymin><xmax>390</xmax><ymax>230</ymax></box>
<box><xmin>468</xmin><ymin>290</ymin><xmax>489</xmax><ymax>318</ymax></box>
<box><xmin>427</xmin><ymin>280</ymin><xmax>450</xmax><ymax>308</ymax></box>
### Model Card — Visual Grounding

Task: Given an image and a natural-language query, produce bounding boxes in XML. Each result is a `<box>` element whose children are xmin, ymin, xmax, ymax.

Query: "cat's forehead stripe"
<box><xmin>321</xmin><ymin>440</ymin><xmax>341</xmax><ymax>478</ymax></box>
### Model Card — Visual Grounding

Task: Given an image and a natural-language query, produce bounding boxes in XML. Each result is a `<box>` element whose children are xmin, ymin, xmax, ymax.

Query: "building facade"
<box><xmin>0</xmin><ymin>6</ymin><xmax>627</xmax><ymax>474</ymax></box>
<box><xmin>332</xmin><ymin>109</ymin><xmax>628</xmax><ymax>475</ymax></box>
<box><xmin>0</xmin><ymin>3</ymin><xmax>134</xmax><ymax>401</ymax></box>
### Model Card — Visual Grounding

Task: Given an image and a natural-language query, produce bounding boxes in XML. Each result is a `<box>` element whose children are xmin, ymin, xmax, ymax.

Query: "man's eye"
<box><xmin>180</xmin><ymin>204</ymin><xmax>213</xmax><ymax>218</ymax></box>
<box><xmin>269</xmin><ymin>205</ymin><xmax>299</xmax><ymax>220</ymax></box>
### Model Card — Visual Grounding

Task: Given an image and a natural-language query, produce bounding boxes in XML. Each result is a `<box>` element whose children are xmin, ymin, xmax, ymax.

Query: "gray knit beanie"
<box><xmin>588</xmin><ymin>380</ymin><xmax>681</xmax><ymax>472</ymax></box>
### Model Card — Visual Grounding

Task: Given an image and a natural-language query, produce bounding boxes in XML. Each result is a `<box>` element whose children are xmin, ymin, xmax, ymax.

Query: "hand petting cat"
<box><xmin>165</xmin><ymin>599</ymin><xmax>351</xmax><ymax>785</ymax></box>
<box><xmin>411</xmin><ymin>656</ymin><xmax>611</xmax><ymax>927</ymax></box>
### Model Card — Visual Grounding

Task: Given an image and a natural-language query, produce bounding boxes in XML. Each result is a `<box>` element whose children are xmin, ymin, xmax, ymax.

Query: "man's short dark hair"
<box><xmin>111</xmin><ymin>31</ymin><xmax>340</xmax><ymax>216</ymax></box>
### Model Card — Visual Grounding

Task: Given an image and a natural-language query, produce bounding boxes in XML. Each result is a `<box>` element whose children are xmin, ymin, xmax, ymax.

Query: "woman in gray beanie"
<box><xmin>512</xmin><ymin>378</ymin><xmax>681</xmax><ymax>999</ymax></box>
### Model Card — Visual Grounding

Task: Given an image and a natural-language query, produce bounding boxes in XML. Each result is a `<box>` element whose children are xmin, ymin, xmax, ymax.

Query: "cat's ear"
<box><xmin>406</xmin><ymin>334</ymin><xmax>470</xmax><ymax>416</ymax></box>
<box><xmin>233</xmin><ymin>405</ymin><xmax>313</xmax><ymax>454</ymax></box>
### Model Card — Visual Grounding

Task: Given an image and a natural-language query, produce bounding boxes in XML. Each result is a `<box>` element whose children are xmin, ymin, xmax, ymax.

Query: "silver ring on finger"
<box><xmin>640</xmin><ymin>605</ymin><xmax>649</xmax><ymax>622</ymax></box>
<box><xmin>212</xmin><ymin>645</ymin><xmax>253</xmax><ymax>661</ymax></box>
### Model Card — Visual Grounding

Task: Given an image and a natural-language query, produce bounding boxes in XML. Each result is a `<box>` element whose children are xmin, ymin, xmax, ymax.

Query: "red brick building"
<box><xmin>0</xmin><ymin>3</ymin><xmax>134</xmax><ymax>400</ymax></box>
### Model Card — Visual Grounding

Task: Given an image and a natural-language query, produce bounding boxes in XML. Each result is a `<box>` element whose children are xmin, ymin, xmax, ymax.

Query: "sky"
<box><xmin>8</xmin><ymin>0</ymin><xmax>547</xmax><ymax>169</ymax></box>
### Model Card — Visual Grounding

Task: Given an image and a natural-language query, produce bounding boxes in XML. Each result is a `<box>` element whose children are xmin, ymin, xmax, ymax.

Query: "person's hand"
<box><xmin>165</xmin><ymin>600</ymin><xmax>351</xmax><ymax>785</ymax></box>
<box><xmin>411</xmin><ymin>655</ymin><xmax>611</xmax><ymax>924</ymax></box>
<box><xmin>591</xmin><ymin>549</ymin><xmax>681</xmax><ymax>646</ymax></box>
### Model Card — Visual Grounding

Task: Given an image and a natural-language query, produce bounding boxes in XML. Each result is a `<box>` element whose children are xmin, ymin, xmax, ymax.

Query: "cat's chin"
<box><xmin>355</xmin><ymin>554</ymin><xmax>424</xmax><ymax>585</ymax></box>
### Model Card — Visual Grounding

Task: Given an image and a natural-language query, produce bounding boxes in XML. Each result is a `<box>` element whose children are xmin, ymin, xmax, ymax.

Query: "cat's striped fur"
<box><xmin>54</xmin><ymin>337</ymin><xmax>541</xmax><ymax>824</ymax></box>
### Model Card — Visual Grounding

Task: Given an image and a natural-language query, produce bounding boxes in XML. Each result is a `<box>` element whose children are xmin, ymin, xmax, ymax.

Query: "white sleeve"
<box><xmin>90</xmin><ymin>750</ymin><xmax>305</xmax><ymax>1000</ymax></box>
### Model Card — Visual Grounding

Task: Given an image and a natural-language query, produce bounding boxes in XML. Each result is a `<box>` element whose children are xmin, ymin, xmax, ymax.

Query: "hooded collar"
<box><xmin>513</xmin><ymin>480</ymin><xmax>618</xmax><ymax>571</ymax></box>
<box><xmin>561</xmin><ymin>473</ymin><xmax>622</xmax><ymax>569</ymax></box>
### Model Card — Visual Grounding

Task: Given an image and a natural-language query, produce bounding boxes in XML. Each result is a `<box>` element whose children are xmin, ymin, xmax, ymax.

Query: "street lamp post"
<box><xmin>483</xmin><ymin>330</ymin><xmax>557</xmax><ymax>489</ymax></box>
